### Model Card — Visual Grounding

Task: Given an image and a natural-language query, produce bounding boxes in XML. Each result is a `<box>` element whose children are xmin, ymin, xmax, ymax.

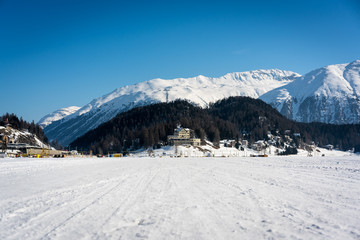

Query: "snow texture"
<box><xmin>1</xmin><ymin>155</ymin><xmax>359</xmax><ymax>239</ymax></box>
<box><xmin>260</xmin><ymin>60</ymin><xmax>360</xmax><ymax>123</ymax></box>
<box><xmin>38</xmin><ymin>106</ymin><xmax>81</xmax><ymax>128</ymax></box>
<box><xmin>43</xmin><ymin>70</ymin><xmax>298</xmax><ymax>145</ymax></box>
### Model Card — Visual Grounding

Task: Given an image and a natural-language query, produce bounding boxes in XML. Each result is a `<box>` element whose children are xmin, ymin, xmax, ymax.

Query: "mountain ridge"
<box><xmin>41</xmin><ymin>60</ymin><xmax>360</xmax><ymax>146</ymax></box>
<box><xmin>38</xmin><ymin>106</ymin><xmax>81</xmax><ymax>128</ymax></box>
<box><xmin>260</xmin><ymin>60</ymin><xmax>360</xmax><ymax>124</ymax></box>
<box><xmin>42</xmin><ymin>69</ymin><xmax>299</xmax><ymax>145</ymax></box>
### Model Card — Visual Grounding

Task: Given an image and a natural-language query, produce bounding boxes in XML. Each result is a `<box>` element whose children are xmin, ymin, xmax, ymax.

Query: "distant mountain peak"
<box><xmin>38</xmin><ymin>106</ymin><xmax>81</xmax><ymax>128</ymax></box>
<box><xmin>260</xmin><ymin>60</ymin><xmax>360</xmax><ymax>124</ymax></box>
<box><xmin>42</xmin><ymin>69</ymin><xmax>299</xmax><ymax>145</ymax></box>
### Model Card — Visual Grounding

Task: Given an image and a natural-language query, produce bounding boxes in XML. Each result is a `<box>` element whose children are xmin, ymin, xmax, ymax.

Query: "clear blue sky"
<box><xmin>1</xmin><ymin>0</ymin><xmax>360</xmax><ymax>122</ymax></box>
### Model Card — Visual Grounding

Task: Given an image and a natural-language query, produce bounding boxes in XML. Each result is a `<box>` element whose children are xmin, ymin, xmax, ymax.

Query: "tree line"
<box><xmin>70</xmin><ymin>97</ymin><xmax>360</xmax><ymax>154</ymax></box>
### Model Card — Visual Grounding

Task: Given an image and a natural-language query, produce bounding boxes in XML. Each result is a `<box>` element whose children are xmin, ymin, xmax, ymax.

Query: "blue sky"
<box><xmin>1</xmin><ymin>0</ymin><xmax>360</xmax><ymax>122</ymax></box>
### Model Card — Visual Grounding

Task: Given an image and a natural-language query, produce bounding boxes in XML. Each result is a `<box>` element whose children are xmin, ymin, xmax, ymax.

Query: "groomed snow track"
<box><xmin>0</xmin><ymin>156</ymin><xmax>359</xmax><ymax>239</ymax></box>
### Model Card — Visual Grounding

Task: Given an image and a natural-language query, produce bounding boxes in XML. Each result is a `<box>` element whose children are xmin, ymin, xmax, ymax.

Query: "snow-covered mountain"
<box><xmin>260</xmin><ymin>60</ymin><xmax>360</xmax><ymax>124</ymax></box>
<box><xmin>38</xmin><ymin>106</ymin><xmax>81</xmax><ymax>128</ymax></box>
<box><xmin>42</xmin><ymin>69</ymin><xmax>299</xmax><ymax>145</ymax></box>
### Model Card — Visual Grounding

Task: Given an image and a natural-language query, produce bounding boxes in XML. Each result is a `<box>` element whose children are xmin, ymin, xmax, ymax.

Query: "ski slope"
<box><xmin>0</xmin><ymin>156</ymin><xmax>359</xmax><ymax>239</ymax></box>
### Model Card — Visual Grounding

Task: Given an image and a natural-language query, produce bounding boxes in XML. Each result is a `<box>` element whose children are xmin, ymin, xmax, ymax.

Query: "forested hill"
<box><xmin>209</xmin><ymin>97</ymin><xmax>360</xmax><ymax>150</ymax></box>
<box><xmin>70</xmin><ymin>100</ymin><xmax>234</xmax><ymax>153</ymax></box>
<box><xmin>70</xmin><ymin>97</ymin><xmax>360</xmax><ymax>154</ymax></box>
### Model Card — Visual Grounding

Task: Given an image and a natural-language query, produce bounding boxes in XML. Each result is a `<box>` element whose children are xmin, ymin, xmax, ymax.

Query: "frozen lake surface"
<box><xmin>0</xmin><ymin>156</ymin><xmax>359</xmax><ymax>239</ymax></box>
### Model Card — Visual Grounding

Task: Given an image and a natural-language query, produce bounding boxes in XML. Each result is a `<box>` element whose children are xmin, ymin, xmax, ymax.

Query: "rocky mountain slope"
<box><xmin>260</xmin><ymin>60</ymin><xmax>360</xmax><ymax>124</ymax></box>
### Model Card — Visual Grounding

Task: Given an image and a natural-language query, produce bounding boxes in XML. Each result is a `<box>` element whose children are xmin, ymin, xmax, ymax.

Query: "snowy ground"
<box><xmin>139</xmin><ymin>144</ymin><xmax>354</xmax><ymax>159</ymax></box>
<box><xmin>0</xmin><ymin>155</ymin><xmax>359</xmax><ymax>240</ymax></box>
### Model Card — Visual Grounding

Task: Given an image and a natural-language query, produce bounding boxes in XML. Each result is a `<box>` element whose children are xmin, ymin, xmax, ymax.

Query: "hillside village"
<box><xmin>0</xmin><ymin>124</ymin><xmax>66</xmax><ymax>158</ymax></box>
<box><xmin>0</xmin><ymin>116</ymin><xmax>67</xmax><ymax>158</ymax></box>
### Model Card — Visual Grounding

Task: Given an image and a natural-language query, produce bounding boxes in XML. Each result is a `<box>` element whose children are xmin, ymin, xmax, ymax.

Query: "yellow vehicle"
<box><xmin>110</xmin><ymin>153</ymin><xmax>123</xmax><ymax>158</ymax></box>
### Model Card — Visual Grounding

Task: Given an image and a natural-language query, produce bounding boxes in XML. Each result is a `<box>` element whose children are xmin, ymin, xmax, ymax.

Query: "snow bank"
<box><xmin>133</xmin><ymin>143</ymin><xmax>353</xmax><ymax>158</ymax></box>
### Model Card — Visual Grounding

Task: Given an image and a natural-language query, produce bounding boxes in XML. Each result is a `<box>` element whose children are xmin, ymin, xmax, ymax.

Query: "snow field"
<box><xmin>0</xmin><ymin>156</ymin><xmax>359</xmax><ymax>239</ymax></box>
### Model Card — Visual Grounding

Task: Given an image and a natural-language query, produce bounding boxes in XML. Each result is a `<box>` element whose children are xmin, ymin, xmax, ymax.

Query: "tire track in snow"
<box><xmin>201</xmin><ymin>163</ymin><xmax>319</xmax><ymax>237</ymax></box>
<box><xmin>179</xmin><ymin>164</ymin><xmax>268</xmax><ymax>239</ymax></box>
<box><xmin>97</xmin><ymin>165</ymin><xmax>186</xmax><ymax>239</ymax></box>
<box><xmin>38</xmin><ymin>177</ymin><xmax>130</xmax><ymax>239</ymax></box>
<box><xmin>1</xmin><ymin>157</ymin><xmax>359</xmax><ymax>240</ymax></box>
<box><xmin>0</xmin><ymin>175</ymin><xmax>130</xmax><ymax>239</ymax></box>
<box><xmin>40</xmin><ymin>172</ymin><xmax>146</xmax><ymax>240</ymax></box>
<box><xmin>194</xmin><ymin>158</ymin><xmax>360</xmax><ymax>239</ymax></box>
<box><xmin>94</xmin><ymin>167</ymin><xmax>162</xmax><ymax>239</ymax></box>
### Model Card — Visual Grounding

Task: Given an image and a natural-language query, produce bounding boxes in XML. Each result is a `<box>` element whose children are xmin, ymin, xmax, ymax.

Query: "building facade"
<box><xmin>167</xmin><ymin>126</ymin><xmax>201</xmax><ymax>147</ymax></box>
